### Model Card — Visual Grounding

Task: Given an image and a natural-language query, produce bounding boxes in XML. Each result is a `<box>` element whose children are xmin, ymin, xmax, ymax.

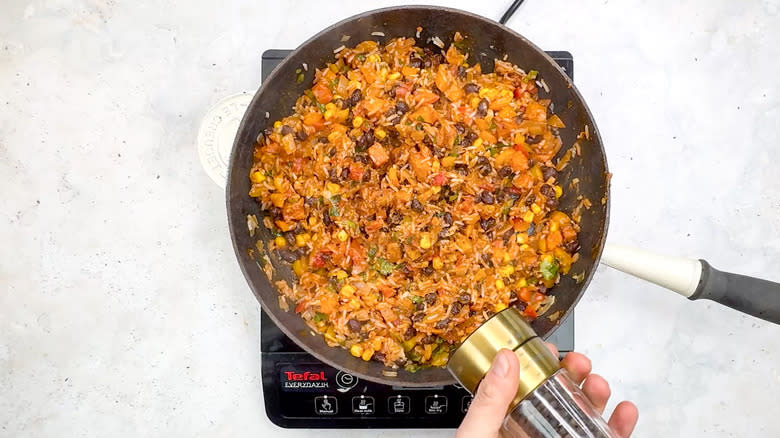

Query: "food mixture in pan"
<box><xmin>249</xmin><ymin>34</ymin><xmax>581</xmax><ymax>371</ymax></box>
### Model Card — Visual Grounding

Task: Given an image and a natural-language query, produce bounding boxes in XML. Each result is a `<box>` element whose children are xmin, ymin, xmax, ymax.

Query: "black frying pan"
<box><xmin>226</xmin><ymin>6</ymin><xmax>779</xmax><ymax>387</ymax></box>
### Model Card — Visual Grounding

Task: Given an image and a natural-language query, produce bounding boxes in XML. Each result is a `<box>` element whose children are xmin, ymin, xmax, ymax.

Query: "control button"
<box><xmin>425</xmin><ymin>395</ymin><xmax>448</xmax><ymax>414</ymax></box>
<box><xmin>461</xmin><ymin>396</ymin><xmax>473</xmax><ymax>413</ymax></box>
<box><xmin>314</xmin><ymin>395</ymin><xmax>337</xmax><ymax>415</ymax></box>
<box><xmin>352</xmin><ymin>395</ymin><xmax>375</xmax><ymax>415</ymax></box>
<box><xmin>336</xmin><ymin>371</ymin><xmax>358</xmax><ymax>393</ymax></box>
<box><xmin>388</xmin><ymin>395</ymin><xmax>411</xmax><ymax>414</ymax></box>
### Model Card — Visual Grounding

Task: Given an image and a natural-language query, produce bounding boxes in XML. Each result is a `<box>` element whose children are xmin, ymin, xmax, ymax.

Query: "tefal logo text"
<box><xmin>284</xmin><ymin>371</ymin><xmax>327</xmax><ymax>381</ymax></box>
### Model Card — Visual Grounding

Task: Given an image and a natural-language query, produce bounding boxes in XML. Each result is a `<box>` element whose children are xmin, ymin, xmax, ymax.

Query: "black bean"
<box><xmin>464</xmin><ymin>83</ymin><xmax>480</xmax><ymax>94</ymax></box>
<box><xmin>476</xmin><ymin>98</ymin><xmax>489</xmax><ymax>117</ymax></box>
<box><xmin>454</xmin><ymin>122</ymin><xmax>466</xmax><ymax>134</ymax></box>
<box><xmin>411</xmin><ymin>313</ymin><xmax>424</xmax><ymax>323</ymax></box>
<box><xmin>387</xmin><ymin>210</ymin><xmax>404</xmax><ymax>227</ymax></box>
<box><xmin>498</xmin><ymin>166</ymin><xmax>514</xmax><ymax>178</ymax></box>
<box><xmin>341</xmin><ymin>167</ymin><xmax>351</xmax><ymax>181</ymax></box>
<box><xmin>527</xmin><ymin>222</ymin><xmax>536</xmax><ymax>236</ymax></box>
<box><xmin>280</xmin><ymin>125</ymin><xmax>293</xmax><ymax>136</ymax></box>
<box><xmin>404</xmin><ymin>325</ymin><xmax>418</xmax><ymax>339</ymax></box>
<box><xmin>362</xmin><ymin>168</ymin><xmax>372</xmax><ymax>182</ymax></box>
<box><xmin>540</xmin><ymin>184</ymin><xmax>556</xmax><ymax>198</ymax></box>
<box><xmin>410</xmin><ymin>199</ymin><xmax>424</xmax><ymax>212</ymax></box>
<box><xmin>434</xmin><ymin>318</ymin><xmax>450</xmax><ymax>329</ymax></box>
<box><xmin>437</xmin><ymin>229</ymin><xmax>449</xmax><ymax>240</ymax></box>
<box><xmin>422</xmin><ymin>266</ymin><xmax>434</xmax><ymax>276</ymax></box>
<box><xmin>442</xmin><ymin>211</ymin><xmax>453</xmax><ymax>227</ymax></box>
<box><xmin>502</xmin><ymin>228</ymin><xmax>515</xmax><ymax>243</ymax></box>
<box><xmin>322</xmin><ymin>212</ymin><xmax>333</xmax><ymax>227</ymax></box>
<box><xmin>465</xmin><ymin>131</ymin><xmax>479</xmax><ymax>144</ymax></box>
<box><xmin>450</xmin><ymin>302</ymin><xmax>463</xmax><ymax>315</ymax></box>
<box><xmin>395</xmin><ymin>101</ymin><xmax>409</xmax><ymax>114</ymax></box>
<box><xmin>440</xmin><ymin>184</ymin><xmax>455</xmax><ymax>204</ymax></box>
<box><xmin>346</xmin><ymin>88</ymin><xmax>362</xmax><ymax>107</ymax></box>
<box><xmin>458</xmin><ymin>292</ymin><xmax>471</xmax><ymax>304</ymax></box>
<box><xmin>263</xmin><ymin>127</ymin><xmax>273</xmax><ymax>137</ymax></box>
<box><xmin>269</xmin><ymin>207</ymin><xmax>283</xmax><ymax>220</ymax></box>
<box><xmin>481</xmin><ymin>252</ymin><xmax>494</xmax><ymax>268</ymax></box>
<box><xmin>525</xmin><ymin>193</ymin><xmax>536</xmax><ymax>206</ymax></box>
<box><xmin>414</xmin><ymin>301</ymin><xmax>425</xmax><ymax>311</ymax></box>
<box><xmin>422</xmin><ymin>335</ymin><xmax>437</xmax><ymax>344</ymax></box>
<box><xmin>276</xmin><ymin>249</ymin><xmax>299</xmax><ymax>263</ymax></box>
<box><xmin>409</xmin><ymin>54</ymin><xmax>423</xmax><ymax>69</ymax></box>
<box><xmin>480</xmin><ymin>217</ymin><xmax>496</xmax><ymax>231</ymax></box>
<box><xmin>425</xmin><ymin>293</ymin><xmax>437</xmax><ymax>305</ymax></box>
<box><xmin>328</xmin><ymin>167</ymin><xmax>340</xmax><ymax>182</ymax></box>
<box><xmin>525</xmin><ymin>134</ymin><xmax>543</xmax><ymax>144</ymax></box>
<box><xmin>454</xmin><ymin>163</ymin><xmax>469</xmax><ymax>175</ymax></box>
<box><xmin>456</xmin><ymin>65</ymin><xmax>466</xmax><ymax>78</ymax></box>
<box><xmin>354</xmin><ymin>154</ymin><xmax>369</xmax><ymax>164</ymax></box>
<box><xmin>304</xmin><ymin>197</ymin><xmax>317</xmax><ymax>207</ymax></box>
<box><xmin>564</xmin><ymin>240</ymin><xmax>581</xmax><ymax>253</ymax></box>
<box><xmin>433</xmin><ymin>147</ymin><xmax>446</xmax><ymax>159</ymax></box>
<box><xmin>372</xmin><ymin>352</ymin><xmax>386</xmax><ymax>363</ymax></box>
<box><xmin>296</xmin><ymin>130</ymin><xmax>308</xmax><ymax>141</ymax></box>
<box><xmin>479</xmin><ymin>190</ymin><xmax>495</xmax><ymax>204</ymax></box>
<box><xmin>514</xmin><ymin>300</ymin><xmax>527</xmax><ymax>311</ymax></box>
<box><xmin>475</xmin><ymin>156</ymin><xmax>492</xmax><ymax>176</ymax></box>
<box><xmin>318</xmin><ymin>136</ymin><xmax>328</xmax><ymax>143</ymax></box>
<box><xmin>348</xmin><ymin>319</ymin><xmax>363</xmax><ymax>332</ymax></box>
<box><xmin>542</xmin><ymin>166</ymin><xmax>558</xmax><ymax>181</ymax></box>
<box><xmin>283</xmin><ymin>231</ymin><xmax>297</xmax><ymax>247</ymax></box>
<box><xmin>546</xmin><ymin>197</ymin><xmax>559</xmax><ymax>209</ymax></box>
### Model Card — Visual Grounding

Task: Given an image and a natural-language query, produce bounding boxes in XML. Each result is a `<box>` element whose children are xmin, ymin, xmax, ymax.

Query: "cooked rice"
<box><xmin>248</xmin><ymin>34</ymin><xmax>580</xmax><ymax>371</ymax></box>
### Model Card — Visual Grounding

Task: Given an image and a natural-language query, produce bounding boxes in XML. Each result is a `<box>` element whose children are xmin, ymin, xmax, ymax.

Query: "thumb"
<box><xmin>456</xmin><ymin>349</ymin><xmax>519</xmax><ymax>438</ymax></box>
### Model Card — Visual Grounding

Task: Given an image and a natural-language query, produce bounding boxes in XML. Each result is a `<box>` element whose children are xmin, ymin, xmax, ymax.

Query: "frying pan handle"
<box><xmin>601</xmin><ymin>245</ymin><xmax>780</xmax><ymax>325</ymax></box>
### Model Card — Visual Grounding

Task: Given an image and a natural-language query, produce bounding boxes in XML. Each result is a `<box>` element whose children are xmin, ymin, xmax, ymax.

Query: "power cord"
<box><xmin>499</xmin><ymin>0</ymin><xmax>527</xmax><ymax>25</ymax></box>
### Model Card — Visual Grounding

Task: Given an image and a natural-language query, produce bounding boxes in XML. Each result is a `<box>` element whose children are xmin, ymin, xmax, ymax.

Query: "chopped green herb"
<box><xmin>417</xmin><ymin>116</ymin><xmax>424</xmax><ymax>122</ymax></box>
<box><xmin>368</xmin><ymin>246</ymin><xmax>378</xmax><ymax>261</ymax></box>
<box><xmin>313</xmin><ymin>312</ymin><xmax>328</xmax><ymax>323</ymax></box>
<box><xmin>344</xmin><ymin>219</ymin><xmax>358</xmax><ymax>231</ymax></box>
<box><xmin>374</xmin><ymin>257</ymin><xmax>397</xmax><ymax>276</ymax></box>
<box><xmin>489</xmin><ymin>120</ymin><xmax>497</xmax><ymax>130</ymax></box>
<box><xmin>526</xmin><ymin>70</ymin><xmax>538</xmax><ymax>81</ymax></box>
<box><xmin>540</xmin><ymin>258</ymin><xmax>560</xmax><ymax>281</ymax></box>
<box><xmin>501</xmin><ymin>203</ymin><xmax>513</xmax><ymax>216</ymax></box>
<box><xmin>453</xmin><ymin>135</ymin><xmax>461</xmax><ymax>146</ymax></box>
<box><xmin>409</xmin><ymin>295</ymin><xmax>423</xmax><ymax>304</ymax></box>
<box><xmin>295</xmin><ymin>68</ymin><xmax>302</xmax><ymax>74</ymax></box>
<box><xmin>328</xmin><ymin>78</ymin><xmax>338</xmax><ymax>90</ymax></box>
<box><xmin>297</xmin><ymin>72</ymin><xmax>304</xmax><ymax>83</ymax></box>
<box><xmin>357</xmin><ymin>54</ymin><xmax>366</xmax><ymax>62</ymax></box>
<box><xmin>328</xmin><ymin>195</ymin><xmax>341</xmax><ymax>217</ymax></box>
<box><xmin>416</xmin><ymin>124</ymin><xmax>423</xmax><ymax>131</ymax></box>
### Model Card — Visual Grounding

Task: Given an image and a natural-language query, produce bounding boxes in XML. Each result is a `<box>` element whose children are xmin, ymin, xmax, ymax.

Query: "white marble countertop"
<box><xmin>2</xmin><ymin>0</ymin><xmax>779</xmax><ymax>436</ymax></box>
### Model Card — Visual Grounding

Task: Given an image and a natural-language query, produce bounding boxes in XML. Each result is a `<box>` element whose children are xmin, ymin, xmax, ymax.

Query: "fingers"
<box><xmin>581</xmin><ymin>373</ymin><xmax>610</xmax><ymax>414</ymax></box>
<box><xmin>608</xmin><ymin>401</ymin><xmax>639</xmax><ymax>437</ymax></box>
<box><xmin>456</xmin><ymin>349</ymin><xmax>519</xmax><ymax>438</ymax></box>
<box><xmin>560</xmin><ymin>351</ymin><xmax>591</xmax><ymax>384</ymax></box>
<box><xmin>545</xmin><ymin>342</ymin><xmax>559</xmax><ymax>357</ymax></box>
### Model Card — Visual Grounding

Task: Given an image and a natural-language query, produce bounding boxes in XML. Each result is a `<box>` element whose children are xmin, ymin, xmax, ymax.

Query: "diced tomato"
<box><xmin>292</xmin><ymin>157</ymin><xmax>305</xmax><ymax>173</ymax></box>
<box><xmin>394</xmin><ymin>84</ymin><xmax>411</xmax><ymax>97</ymax></box>
<box><xmin>379</xmin><ymin>285</ymin><xmax>396</xmax><ymax>298</ymax></box>
<box><xmin>513</xmin><ymin>87</ymin><xmax>523</xmax><ymax>99</ymax></box>
<box><xmin>303</xmin><ymin>111</ymin><xmax>325</xmax><ymax>130</ymax></box>
<box><xmin>295</xmin><ymin>300</ymin><xmax>307</xmax><ymax>314</ymax></box>
<box><xmin>319</xmin><ymin>295</ymin><xmax>339</xmax><ymax>314</ymax></box>
<box><xmin>431</xmin><ymin>172</ymin><xmax>447</xmax><ymax>186</ymax></box>
<box><xmin>310</xmin><ymin>251</ymin><xmax>330</xmax><ymax>268</ymax></box>
<box><xmin>311</xmin><ymin>82</ymin><xmax>333</xmax><ymax>104</ymax></box>
<box><xmin>349</xmin><ymin>163</ymin><xmax>364</xmax><ymax>181</ymax></box>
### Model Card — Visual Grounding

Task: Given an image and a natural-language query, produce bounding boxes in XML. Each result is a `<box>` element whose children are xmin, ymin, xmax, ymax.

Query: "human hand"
<box><xmin>456</xmin><ymin>344</ymin><xmax>638</xmax><ymax>438</ymax></box>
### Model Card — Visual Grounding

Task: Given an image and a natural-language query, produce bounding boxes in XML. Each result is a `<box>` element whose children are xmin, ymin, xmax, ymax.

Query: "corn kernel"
<box><xmin>336</xmin><ymin>109</ymin><xmax>349</xmax><ymax>121</ymax></box>
<box><xmin>292</xmin><ymin>259</ymin><xmax>305</xmax><ymax>276</ymax></box>
<box><xmin>274</xmin><ymin>121</ymin><xmax>282</xmax><ymax>129</ymax></box>
<box><xmin>337</xmin><ymin>230</ymin><xmax>349</xmax><ymax>242</ymax></box>
<box><xmin>274</xmin><ymin>236</ymin><xmax>286</xmax><ymax>248</ymax></box>
<box><xmin>348</xmin><ymin>298</ymin><xmax>361</xmax><ymax>310</ymax></box>
<box><xmin>367</xmin><ymin>54</ymin><xmax>380</xmax><ymax>63</ymax></box>
<box><xmin>308</xmin><ymin>216</ymin><xmax>317</xmax><ymax>226</ymax></box>
<box><xmin>335</xmin><ymin>270</ymin><xmax>348</xmax><ymax>280</ymax></box>
<box><xmin>495</xmin><ymin>302</ymin><xmax>507</xmax><ymax>312</ymax></box>
<box><xmin>441</xmin><ymin>156</ymin><xmax>457</xmax><ymax>168</ymax></box>
<box><xmin>388</xmin><ymin>72</ymin><xmax>401</xmax><ymax>80</ymax></box>
<box><xmin>473</xmin><ymin>138</ymin><xmax>483</xmax><ymax>148</ymax></box>
<box><xmin>499</xmin><ymin>265</ymin><xmax>515</xmax><ymax>277</ymax></box>
<box><xmin>432</xmin><ymin>256</ymin><xmax>444</xmax><ymax>270</ymax></box>
<box><xmin>550</xmin><ymin>221</ymin><xmax>559</xmax><ymax>232</ymax></box>
<box><xmin>324</xmin><ymin>109</ymin><xmax>335</xmax><ymax>120</ymax></box>
<box><xmin>379</xmin><ymin>68</ymin><xmax>388</xmax><ymax>80</ymax></box>
<box><xmin>516</xmin><ymin>232</ymin><xmax>527</xmax><ymax>244</ymax></box>
<box><xmin>372</xmin><ymin>338</ymin><xmax>383</xmax><ymax>350</ymax></box>
<box><xmin>350</xmin><ymin>344</ymin><xmax>363</xmax><ymax>357</ymax></box>
<box><xmin>348</xmin><ymin>80</ymin><xmax>362</xmax><ymax>89</ymax></box>
<box><xmin>431</xmin><ymin>159</ymin><xmax>440</xmax><ymax>172</ymax></box>
<box><xmin>374</xmin><ymin>128</ymin><xmax>386</xmax><ymax>140</ymax></box>
<box><xmin>327</xmin><ymin>131</ymin><xmax>341</xmax><ymax>142</ymax></box>
<box><xmin>340</xmin><ymin>284</ymin><xmax>356</xmax><ymax>297</ymax></box>
<box><xmin>361</xmin><ymin>348</ymin><xmax>375</xmax><ymax>361</ymax></box>
<box><xmin>419</xmin><ymin>233</ymin><xmax>432</xmax><ymax>249</ymax></box>
<box><xmin>431</xmin><ymin>185</ymin><xmax>441</xmax><ymax>194</ymax></box>
<box><xmin>250</xmin><ymin>171</ymin><xmax>266</xmax><ymax>183</ymax></box>
<box><xmin>554</xmin><ymin>185</ymin><xmax>563</xmax><ymax>198</ymax></box>
<box><xmin>522</xmin><ymin>210</ymin><xmax>535</xmax><ymax>223</ymax></box>
<box><xmin>519</xmin><ymin>244</ymin><xmax>530</xmax><ymax>250</ymax></box>
<box><xmin>543</xmin><ymin>254</ymin><xmax>554</xmax><ymax>264</ymax></box>
<box><xmin>503</xmin><ymin>252</ymin><xmax>510</xmax><ymax>263</ymax></box>
<box><xmin>470</xmin><ymin>96</ymin><xmax>481</xmax><ymax>108</ymax></box>
<box><xmin>518</xmin><ymin>277</ymin><xmax>528</xmax><ymax>287</ymax></box>
<box><xmin>531</xmin><ymin>203</ymin><xmax>542</xmax><ymax>214</ymax></box>
<box><xmin>352</xmin><ymin>116</ymin><xmax>364</xmax><ymax>128</ymax></box>
<box><xmin>295</xmin><ymin>233</ymin><xmax>310</xmax><ymax>247</ymax></box>
<box><xmin>326</xmin><ymin>182</ymin><xmax>341</xmax><ymax>194</ymax></box>
<box><xmin>495</xmin><ymin>279</ymin><xmax>505</xmax><ymax>290</ymax></box>
<box><xmin>273</xmin><ymin>176</ymin><xmax>285</xmax><ymax>191</ymax></box>
<box><xmin>325</xmin><ymin>103</ymin><xmax>337</xmax><ymax>111</ymax></box>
